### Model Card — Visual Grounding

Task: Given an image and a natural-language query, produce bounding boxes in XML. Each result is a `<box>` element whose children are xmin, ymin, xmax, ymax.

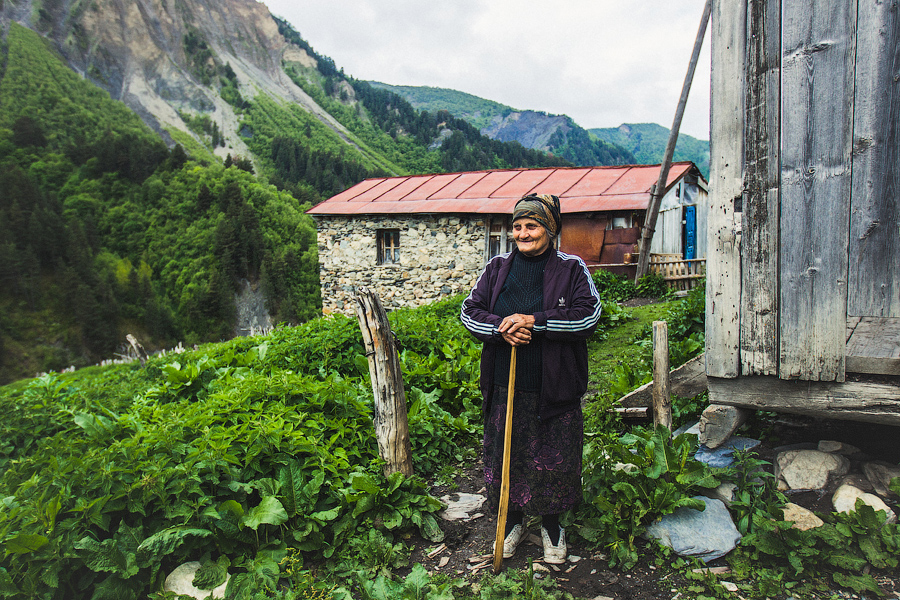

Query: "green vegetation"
<box><xmin>2</xmin><ymin>288</ymin><xmax>898</xmax><ymax>599</ymax></box>
<box><xmin>368</xmin><ymin>82</ymin><xmax>516</xmax><ymax>131</ymax></box>
<box><xmin>0</xmin><ymin>23</ymin><xmax>320</xmax><ymax>383</ymax></box>
<box><xmin>590</xmin><ymin>123</ymin><xmax>710</xmax><ymax>178</ymax></box>
<box><xmin>370</xmin><ymin>82</ymin><xmax>636</xmax><ymax>168</ymax></box>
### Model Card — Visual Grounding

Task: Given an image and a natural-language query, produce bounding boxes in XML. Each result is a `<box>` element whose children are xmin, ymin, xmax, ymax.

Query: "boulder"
<box><xmin>832</xmin><ymin>484</ymin><xmax>897</xmax><ymax>524</ymax></box>
<box><xmin>862</xmin><ymin>462</ymin><xmax>900</xmax><ymax>499</ymax></box>
<box><xmin>164</xmin><ymin>562</ymin><xmax>229</xmax><ymax>600</ymax></box>
<box><xmin>776</xmin><ymin>450</ymin><xmax>850</xmax><ymax>490</ymax></box>
<box><xmin>698</xmin><ymin>405</ymin><xmax>751</xmax><ymax>449</ymax></box>
<box><xmin>694</xmin><ymin>437</ymin><xmax>761</xmax><ymax>468</ymax></box>
<box><xmin>781</xmin><ymin>502</ymin><xmax>824</xmax><ymax>531</ymax></box>
<box><xmin>837</xmin><ymin>473</ymin><xmax>875</xmax><ymax>493</ymax></box>
<box><xmin>817</xmin><ymin>440</ymin><xmax>861</xmax><ymax>456</ymax></box>
<box><xmin>645</xmin><ymin>496</ymin><xmax>741</xmax><ymax>562</ymax></box>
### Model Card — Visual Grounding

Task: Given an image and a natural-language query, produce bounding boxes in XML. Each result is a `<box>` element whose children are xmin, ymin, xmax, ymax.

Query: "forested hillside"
<box><xmin>0</xmin><ymin>12</ymin><xmax>577</xmax><ymax>383</ymax></box>
<box><xmin>590</xmin><ymin>123</ymin><xmax>710</xmax><ymax>178</ymax></box>
<box><xmin>370</xmin><ymin>82</ymin><xmax>636</xmax><ymax>167</ymax></box>
<box><xmin>0</xmin><ymin>23</ymin><xmax>320</xmax><ymax>383</ymax></box>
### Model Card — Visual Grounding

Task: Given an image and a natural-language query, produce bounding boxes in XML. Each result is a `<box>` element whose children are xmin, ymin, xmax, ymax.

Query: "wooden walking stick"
<box><xmin>493</xmin><ymin>345</ymin><xmax>517</xmax><ymax>574</ymax></box>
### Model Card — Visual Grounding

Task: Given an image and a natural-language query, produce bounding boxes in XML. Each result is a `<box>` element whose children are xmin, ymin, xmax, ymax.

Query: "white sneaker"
<box><xmin>502</xmin><ymin>523</ymin><xmax>527</xmax><ymax>558</ymax></box>
<box><xmin>541</xmin><ymin>526</ymin><xmax>567</xmax><ymax>564</ymax></box>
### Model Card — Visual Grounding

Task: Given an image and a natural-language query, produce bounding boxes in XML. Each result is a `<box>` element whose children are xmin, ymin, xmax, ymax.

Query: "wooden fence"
<box><xmin>648</xmin><ymin>254</ymin><xmax>706</xmax><ymax>291</ymax></box>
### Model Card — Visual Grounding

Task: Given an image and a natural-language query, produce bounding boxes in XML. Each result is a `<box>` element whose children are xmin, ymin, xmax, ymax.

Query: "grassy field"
<box><xmin>586</xmin><ymin>301</ymin><xmax>673</xmax><ymax>403</ymax></box>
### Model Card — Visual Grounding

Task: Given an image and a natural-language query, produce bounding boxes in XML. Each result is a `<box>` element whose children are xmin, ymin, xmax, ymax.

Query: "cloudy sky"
<box><xmin>260</xmin><ymin>0</ymin><xmax>712</xmax><ymax>140</ymax></box>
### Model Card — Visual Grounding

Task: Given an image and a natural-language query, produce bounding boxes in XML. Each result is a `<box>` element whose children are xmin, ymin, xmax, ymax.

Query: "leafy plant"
<box><xmin>576</xmin><ymin>426</ymin><xmax>719</xmax><ymax>569</ymax></box>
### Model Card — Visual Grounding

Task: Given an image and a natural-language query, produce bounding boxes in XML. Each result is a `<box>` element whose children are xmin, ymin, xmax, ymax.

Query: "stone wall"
<box><xmin>314</xmin><ymin>215</ymin><xmax>490</xmax><ymax>314</ymax></box>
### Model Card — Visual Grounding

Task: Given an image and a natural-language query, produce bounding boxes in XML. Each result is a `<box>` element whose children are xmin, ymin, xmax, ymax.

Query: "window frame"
<box><xmin>377</xmin><ymin>229</ymin><xmax>401</xmax><ymax>265</ymax></box>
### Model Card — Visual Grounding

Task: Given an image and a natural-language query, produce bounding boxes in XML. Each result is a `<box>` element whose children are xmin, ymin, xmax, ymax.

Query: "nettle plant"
<box><xmin>575</xmin><ymin>426</ymin><xmax>720</xmax><ymax>569</ymax></box>
<box><xmin>0</xmin><ymin>298</ymin><xmax>473</xmax><ymax>599</ymax></box>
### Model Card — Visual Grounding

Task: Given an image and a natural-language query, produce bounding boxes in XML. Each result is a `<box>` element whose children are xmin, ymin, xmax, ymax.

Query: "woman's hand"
<box><xmin>498</xmin><ymin>313</ymin><xmax>535</xmax><ymax>346</ymax></box>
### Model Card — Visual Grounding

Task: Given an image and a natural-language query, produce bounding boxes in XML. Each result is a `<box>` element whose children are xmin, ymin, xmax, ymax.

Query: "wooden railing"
<box><xmin>648</xmin><ymin>254</ymin><xmax>706</xmax><ymax>291</ymax></box>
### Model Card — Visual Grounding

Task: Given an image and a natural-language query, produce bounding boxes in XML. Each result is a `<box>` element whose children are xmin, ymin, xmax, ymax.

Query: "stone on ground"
<box><xmin>645</xmin><ymin>496</ymin><xmax>741</xmax><ymax>562</ymax></box>
<box><xmin>164</xmin><ymin>562</ymin><xmax>229</xmax><ymax>599</ymax></box>
<box><xmin>698</xmin><ymin>405</ymin><xmax>751</xmax><ymax>449</ymax></box>
<box><xmin>439</xmin><ymin>492</ymin><xmax>486</xmax><ymax>521</ymax></box>
<box><xmin>776</xmin><ymin>450</ymin><xmax>850</xmax><ymax>490</ymax></box>
<box><xmin>832</xmin><ymin>484</ymin><xmax>898</xmax><ymax>524</ymax></box>
<box><xmin>781</xmin><ymin>502</ymin><xmax>824</xmax><ymax>530</ymax></box>
<box><xmin>817</xmin><ymin>439</ymin><xmax>861</xmax><ymax>456</ymax></box>
<box><xmin>694</xmin><ymin>437</ymin><xmax>761</xmax><ymax>468</ymax></box>
<box><xmin>862</xmin><ymin>462</ymin><xmax>900</xmax><ymax>499</ymax></box>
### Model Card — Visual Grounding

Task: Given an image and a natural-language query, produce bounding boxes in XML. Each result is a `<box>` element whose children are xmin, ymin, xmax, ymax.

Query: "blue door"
<box><xmin>684</xmin><ymin>205</ymin><xmax>696</xmax><ymax>260</ymax></box>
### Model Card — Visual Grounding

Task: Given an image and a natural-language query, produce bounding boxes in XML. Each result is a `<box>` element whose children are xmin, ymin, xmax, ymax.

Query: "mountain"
<box><xmin>590</xmin><ymin>123</ymin><xmax>710</xmax><ymax>178</ymax></box>
<box><xmin>370</xmin><ymin>82</ymin><xmax>635</xmax><ymax>167</ymax></box>
<box><xmin>0</xmin><ymin>0</ymin><xmax>575</xmax><ymax>383</ymax></box>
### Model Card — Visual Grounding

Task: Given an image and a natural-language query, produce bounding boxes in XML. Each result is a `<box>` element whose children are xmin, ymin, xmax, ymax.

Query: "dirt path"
<box><xmin>409</xmin><ymin>461</ymin><xmax>692</xmax><ymax>600</ymax></box>
<box><xmin>404</xmin><ymin>414</ymin><xmax>900</xmax><ymax>600</ymax></box>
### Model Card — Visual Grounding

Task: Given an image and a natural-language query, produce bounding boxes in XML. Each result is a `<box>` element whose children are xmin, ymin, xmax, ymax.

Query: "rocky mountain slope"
<box><xmin>0</xmin><ymin>0</ymin><xmax>366</xmax><ymax>165</ymax></box>
<box><xmin>370</xmin><ymin>82</ymin><xmax>635</xmax><ymax>167</ymax></box>
<box><xmin>591</xmin><ymin>122</ymin><xmax>710</xmax><ymax>178</ymax></box>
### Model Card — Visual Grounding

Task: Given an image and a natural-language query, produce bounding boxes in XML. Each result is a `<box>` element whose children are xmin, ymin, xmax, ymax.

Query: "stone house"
<box><xmin>307</xmin><ymin>162</ymin><xmax>707</xmax><ymax>314</ymax></box>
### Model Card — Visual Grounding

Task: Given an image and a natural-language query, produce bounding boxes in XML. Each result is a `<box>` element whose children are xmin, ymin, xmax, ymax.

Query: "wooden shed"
<box><xmin>706</xmin><ymin>0</ymin><xmax>900</xmax><ymax>424</ymax></box>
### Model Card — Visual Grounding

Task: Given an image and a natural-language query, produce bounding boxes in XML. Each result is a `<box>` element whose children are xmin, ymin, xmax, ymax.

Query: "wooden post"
<box><xmin>652</xmin><ymin>321</ymin><xmax>673</xmax><ymax>430</ymax></box>
<box><xmin>126</xmin><ymin>334</ymin><xmax>149</xmax><ymax>367</ymax></box>
<box><xmin>635</xmin><ymin>0</ymin><xmax>712</xmax><ymax>282</ymax></box>
<box><xmin>354</xmin><ymin>287</ymin><xmax>414</xmax><ymax>478</ymax></box>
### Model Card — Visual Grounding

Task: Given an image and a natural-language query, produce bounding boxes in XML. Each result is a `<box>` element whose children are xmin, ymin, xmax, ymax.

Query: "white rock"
<box><xmin>832</xmin><ymin>484</ymin><xmax>898</xmax><ymax>524</ymax></box>
<box><xmin>776</xmin><ymin>450</ymin><xmax>850</xmax><ymax>490</ymax></box>
<box><xmin>781</xmin><ymin>502</ymin><xmax>824</xmax><ymax>530</ymax></box>
<box><xmin>721</xmin><ymin>581</ymin><xmax>739</xmax><ymax>592</ymax></box>
<box><xmin>164</xmin><ymin>562</ymin><xmax>229</xmax><ymax>600</ymax></box>
<box><xmin>439</xmin><ymin>492</ymin><xmax>486</xmax><ymax>521</ymax></box>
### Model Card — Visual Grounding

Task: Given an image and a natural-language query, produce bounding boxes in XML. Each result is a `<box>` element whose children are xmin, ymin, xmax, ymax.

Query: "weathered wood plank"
<box><xmin>708</xmin><ymin>376</ymin><xmax>900</xmax><ymax>426</ymax></box>
<box><xmin>846</xmin><ymin>316</ymin><xmax>861</xmax><ymax>343</ymax></box>
<box><xmin>741</xmin><ymin>0</ymin><xmax>780</xmax><ymax>376</ymax></box>
<box><xmin>617</xmin><ymin>354</ymin><xmax>708</xmax><ymax>408</ymax></box>
<box><xmin>848</xmin><ymin>0</ymin><xmax>900</xmax><ymax>318</ymax></box>
<box><xmin>779</xmin><ymin>1</ymin><xmax>856</xmax><ymax>381</ymax></box>
<box><xmin>846</xmin><ymin>317</ymin><xmax>900</xmax><ymax>358</ymax></box>
<box><xmin>706</xmin><ymin>0</ymin><xmax>745</xmax><ymax>379</ymax></box>
<box><xmin>355</xmin><ymin>287</ymin><xmax>414</xmax><ymax>478</ymax></box>
<box><xmin>845</xmin><ymin>317</ymin><xmax>900</xmax><ymax>375</ymax></box>
<box><xmin>652</xmin><ymin>321</ymin><xmax>673</xmax><ymax>429</ymax></box>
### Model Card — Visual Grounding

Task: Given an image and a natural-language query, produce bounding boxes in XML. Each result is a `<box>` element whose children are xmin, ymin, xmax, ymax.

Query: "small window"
<box><xmin>377</xmin><ymin>229</ymin><xmax>400</xmax><ymax>265</ymax></box>
<box><xmin>487</xmin><ymin>217</ymin><xmax>513</xmax><ymax>259</ymax></box>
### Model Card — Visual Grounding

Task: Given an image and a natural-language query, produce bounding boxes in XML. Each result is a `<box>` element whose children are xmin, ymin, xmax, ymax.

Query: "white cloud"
<box><xmin>262</xmin><ymin>0</ymin><xmax>711</xmax><ymax>140</ymax></box>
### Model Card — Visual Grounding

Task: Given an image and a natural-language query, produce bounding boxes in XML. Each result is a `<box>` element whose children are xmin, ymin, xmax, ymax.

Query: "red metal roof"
<box><xmin>306</xmin><ymin>163</ymin><xmax>698</xmax><ymax>216</ymax></box>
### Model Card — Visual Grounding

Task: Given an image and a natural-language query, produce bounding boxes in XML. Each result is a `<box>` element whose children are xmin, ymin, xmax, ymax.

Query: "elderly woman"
<box><xmin>460</xmin><ymin>193</ymin><xmax>602</xmax><ymax>564</ymax></box>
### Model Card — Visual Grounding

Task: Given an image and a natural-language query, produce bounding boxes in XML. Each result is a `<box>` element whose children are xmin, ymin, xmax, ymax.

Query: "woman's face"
<box><xmin>513</xmin><ymin>218</ymin><xmax>551</xmax><ymax>257</ymax></box>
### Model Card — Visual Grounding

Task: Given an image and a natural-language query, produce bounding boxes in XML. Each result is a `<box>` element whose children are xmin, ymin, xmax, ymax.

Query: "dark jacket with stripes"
<box><xmin>460</xmin><ymin>248</ymin><xmax>602</xmax><ymax>420</ymax></box>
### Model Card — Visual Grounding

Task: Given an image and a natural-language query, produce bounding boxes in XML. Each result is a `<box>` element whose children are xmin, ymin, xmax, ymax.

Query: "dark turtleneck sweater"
<box><xmin>491</xmin><ymin>247</ymin><xmax>551</xmax><ymax>392</ymax></box>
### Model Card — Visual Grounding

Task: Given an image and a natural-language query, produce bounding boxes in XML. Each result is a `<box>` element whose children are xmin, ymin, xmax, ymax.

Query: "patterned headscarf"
<box><xmin>513</xmin><ymin>194</ymin><xmax>562</xmax><ymax>238</ymax></box>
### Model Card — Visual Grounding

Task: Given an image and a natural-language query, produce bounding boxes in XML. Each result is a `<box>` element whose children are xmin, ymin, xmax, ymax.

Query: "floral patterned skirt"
<box><xmin>483</xmin><ymin>385</ymin><xmax>583</xmax><ymax>516</ymax></box>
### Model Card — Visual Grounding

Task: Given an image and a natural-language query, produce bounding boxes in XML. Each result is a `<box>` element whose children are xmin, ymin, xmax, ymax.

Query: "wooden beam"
<box><xmin>741</xmin><ymin>0</ymin><xmax>780</xmax><ymax>376</ymax></box>
<box><xmin>617</xmin><ymin>354</ymin><xmax>708</xmax><ymax>408</ymax></box>
<box><xmin>706</xmin><ymin>0</ymin><xmax>746</xmax><ymax>379</ymax></box>
<box><xmin>708</xmin><ymin>376</ymin><xmax>900</xmax><ymax>426</ymax></box>
<box><xmin>779</xmin><ymin>0</ymin><xmax>857</xmax><ymax>381</ymax></box>
<box><xmin>848</xmin><ymin>0</ymin><xmax>900</xmax><ymax>318</ymax></box>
